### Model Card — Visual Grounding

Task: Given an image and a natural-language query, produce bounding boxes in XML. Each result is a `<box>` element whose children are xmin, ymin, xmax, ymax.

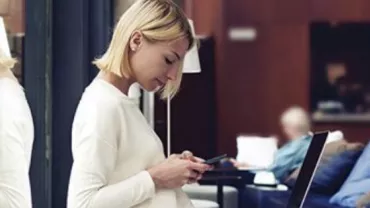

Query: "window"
<box><xmin>310</xmin><ymin>23</ymin><xmax>370</xmax><ymax>120</ymax></box>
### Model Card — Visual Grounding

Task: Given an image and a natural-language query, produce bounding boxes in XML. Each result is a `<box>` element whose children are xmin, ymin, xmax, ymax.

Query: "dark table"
<box><xmin>199</xmin><ymin>169</ymin><xmax>256</xmax><ymax>208</ymax></box>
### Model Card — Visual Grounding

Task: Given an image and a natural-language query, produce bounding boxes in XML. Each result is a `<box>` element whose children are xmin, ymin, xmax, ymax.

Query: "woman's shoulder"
<box><xmin>79</xmin><ymin>80</ymin><xmax>125</xmax><ymax>110</ymax></box>
<box><xmin>83</xmin><ymin>79</ymin><xmax>135</xmax><ymax>107</ymax></box>
<box><xmin>72</xmin><ymin>79</ymin><xmax>136</xmax><ymax>133</ymax></box>
<box><xmin>75</xmin><ymin>91</ymin><xmax>123</xmax><ymax>126</ymax></box>
<box><xmin>0</xmin><ymin>85</ymin><xmax>29</xmax><ymax>125</ymax></box>
<box><xmin>71</xmin><ymin>82</ymin><xmax>130</xmax><ymax>149</ymax></box>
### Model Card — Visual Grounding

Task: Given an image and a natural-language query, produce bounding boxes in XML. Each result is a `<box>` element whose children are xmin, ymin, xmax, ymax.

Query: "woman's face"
<box><xmin>128</xmin><ymin>31</ymin><xmax>189</xmax><ymax>92</ymax></box>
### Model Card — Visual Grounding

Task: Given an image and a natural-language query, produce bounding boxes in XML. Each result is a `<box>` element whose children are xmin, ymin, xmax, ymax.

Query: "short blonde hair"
<box><xmin>280</xmin><ymin>106</ymin><xmax>311</xmax><ymax>133</ymax></box>
<box><xmin>0</xmin><ymin>48</ymin><xmax>16</xmax><ymax>71</ymax></box>
<box><xmin>93</xmin><ymin>0</ymin><xmax>195</xmax><ymax>99</ymax></box>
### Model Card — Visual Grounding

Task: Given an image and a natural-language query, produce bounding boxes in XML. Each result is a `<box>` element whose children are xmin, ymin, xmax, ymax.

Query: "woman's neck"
<box><xmin>97</xmin><ymin>71</ymin><xmax>134</xmax><ymax>95</ymax></box>
<box><xmin>0</xmin><ymin>69</ymin><xmax>18</xmax><ymax>82</ymax></box>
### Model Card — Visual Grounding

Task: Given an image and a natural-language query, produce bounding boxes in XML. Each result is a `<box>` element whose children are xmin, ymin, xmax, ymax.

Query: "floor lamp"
<box><xmin>166</xmin><ymin>19</ymin><xmax>201</xmax><ymax>157</ymax></box>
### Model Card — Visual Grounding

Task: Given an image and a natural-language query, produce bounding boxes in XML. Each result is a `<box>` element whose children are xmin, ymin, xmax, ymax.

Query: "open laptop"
<box><xmin>269</xmin><ymin>131</ymin><xmax>329</xmax><ymax>208</ymax></box>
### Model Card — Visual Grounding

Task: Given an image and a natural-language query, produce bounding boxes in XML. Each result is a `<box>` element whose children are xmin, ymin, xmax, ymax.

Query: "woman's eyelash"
<box><xmin>165</xmin><ymin>58</ymin><xmax>173</xmax><ymax>65</ymax></box>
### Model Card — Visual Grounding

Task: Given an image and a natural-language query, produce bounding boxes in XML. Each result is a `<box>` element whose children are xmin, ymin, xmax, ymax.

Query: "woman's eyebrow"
<box><xmin>172</xmin><ymin>51</ymin><xmax>180</xmax><ymax>60</ymax></box>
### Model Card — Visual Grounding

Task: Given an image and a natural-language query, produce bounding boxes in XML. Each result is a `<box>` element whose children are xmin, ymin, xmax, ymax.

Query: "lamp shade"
<box><xmin>0</xmin><ymin>17</ymin><xmax>11</xmax><ymax>57</ymax></box>
<box><xmin>182</xmin><ymin>19</ymin><xmax>201</xmax><ymax>74</ymax></box>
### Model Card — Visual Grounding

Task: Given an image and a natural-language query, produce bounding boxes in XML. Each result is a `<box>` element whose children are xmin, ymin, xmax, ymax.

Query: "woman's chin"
<box><xmin>141</xmin><ymin>84</ymin><xmax>162</xmax><ymax>93</ymax></box>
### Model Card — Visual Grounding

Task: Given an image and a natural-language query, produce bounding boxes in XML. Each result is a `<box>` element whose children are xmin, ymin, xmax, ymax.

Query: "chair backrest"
<box><xmin>191</xmin><ymin>199</ymin><xmax>219</xmax><ymax>208</ymax></box>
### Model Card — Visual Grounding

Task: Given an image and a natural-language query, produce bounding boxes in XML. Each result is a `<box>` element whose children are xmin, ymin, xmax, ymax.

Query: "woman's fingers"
<box><xmin>181</xmin><ymin>150</ymin><xmax>193</xmax><ymax>159</ymax></box>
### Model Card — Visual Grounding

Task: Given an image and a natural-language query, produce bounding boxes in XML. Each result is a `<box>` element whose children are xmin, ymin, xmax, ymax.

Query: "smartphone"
<box><xmin>203</xmin><ymin>154</ymin><xmax>228</xmax><ymax>165</ymax></box>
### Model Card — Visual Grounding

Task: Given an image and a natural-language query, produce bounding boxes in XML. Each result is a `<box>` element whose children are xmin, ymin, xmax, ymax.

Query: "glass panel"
<box><xmin>310</xmin><ymin>22</ymin><xmax>370</xmax><ymax>121</ymax></box>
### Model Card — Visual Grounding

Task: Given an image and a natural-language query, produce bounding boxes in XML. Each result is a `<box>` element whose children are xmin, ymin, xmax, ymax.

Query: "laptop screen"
<box><xmin>286</xmin><ymin>131</ymin><xmax>328</xmax><ymax>208</ymax></box>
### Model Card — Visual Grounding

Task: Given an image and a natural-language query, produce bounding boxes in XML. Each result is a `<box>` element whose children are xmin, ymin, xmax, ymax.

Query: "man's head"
<box><xmin>280</xmin><ymin>106</ymin><xmax>311</xmax><ymax>140</ymax></box>
<box><xmin>326</xmin><ymin>62</ymin><xmax>347</xmax><ymax>85</ymax></box>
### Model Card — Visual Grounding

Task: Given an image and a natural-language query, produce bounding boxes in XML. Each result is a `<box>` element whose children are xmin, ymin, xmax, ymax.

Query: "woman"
<box><xmin>0</xmin><ymin>18</ymin><xmax>34</xmax><ymax>207</ymax></box>
<box><xmin>231</xmin><ymin>106</ymin><xmax>312</xmax><ymax>181</ymax></box>
<box><xmin>67</xmin><ymin>1</ymin><xmax>210</xmax><ymax>208</ymax></box>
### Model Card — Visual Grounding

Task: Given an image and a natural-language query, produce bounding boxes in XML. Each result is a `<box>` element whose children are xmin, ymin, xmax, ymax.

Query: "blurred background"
<box><xmin>3</xmin><ymin>0</ymin><xmax>370</xmax><ymax>207</ymax></box>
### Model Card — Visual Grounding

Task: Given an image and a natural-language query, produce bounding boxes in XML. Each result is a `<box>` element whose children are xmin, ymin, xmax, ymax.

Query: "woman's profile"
<box><xmin>0</xmin><ymin>17</ymin><xmax>34</xmax><ymax>208</ymax></box>
<box><xmin>67</xmin><ymin>0</ymin><xmax>210</xmax><ymax>207</ymax></box>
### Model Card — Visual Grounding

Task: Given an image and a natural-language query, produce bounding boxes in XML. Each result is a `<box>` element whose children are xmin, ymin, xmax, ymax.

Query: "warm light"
<box><xmin>182</xmin><ymin>19</ymin><xmax>201</xmax><ymax>74</ymax></box>
<box><xmin>0</xmin><ymin>17</ymin><xmax>11</xmax><ymax>57</ymax></box>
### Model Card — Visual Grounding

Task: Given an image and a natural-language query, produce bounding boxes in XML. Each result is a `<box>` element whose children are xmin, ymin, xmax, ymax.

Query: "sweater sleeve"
<box><xmin>67</xmin><ymin>99</ymin><xmax>156</xmax><ymax>208</ymax></box>
<box><xmin>0</xmin><ymin>120</ymin><xmax>32</xmax><ymax>208</ymax></box>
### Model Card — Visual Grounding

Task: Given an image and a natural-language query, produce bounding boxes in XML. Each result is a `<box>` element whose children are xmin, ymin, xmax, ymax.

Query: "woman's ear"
<box><xmin>129</xmin><ymin>31</ymin><xmax>143</xmax><ymax>52</ymax></box>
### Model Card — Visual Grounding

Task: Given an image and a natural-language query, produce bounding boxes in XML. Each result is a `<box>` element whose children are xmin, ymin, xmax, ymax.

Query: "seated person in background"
<box><xmin>231</xmin><ymin>106</ymin><xmax>312</xmax><ymax>182</ymax></box>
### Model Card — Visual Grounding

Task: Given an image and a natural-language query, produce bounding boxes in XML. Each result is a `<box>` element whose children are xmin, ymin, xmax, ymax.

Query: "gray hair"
<box><xmin>280</xmin><ymin>106</ymin><xmax>311</xmax><ymax>133</ymax></box>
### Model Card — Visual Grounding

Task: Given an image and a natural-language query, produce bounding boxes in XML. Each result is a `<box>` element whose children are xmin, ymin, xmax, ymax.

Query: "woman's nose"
<box><xmin>166</xmin><ymin>66</ymin><xmax>178</xmax><ymax>81</ymax></box>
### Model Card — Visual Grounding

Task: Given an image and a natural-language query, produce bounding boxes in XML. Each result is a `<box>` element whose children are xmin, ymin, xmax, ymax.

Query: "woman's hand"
<box><xmin>180</xmin><ymin>150</ymin><xmax>205</xmax><ymax>163</ymax></box>
<box><xmin>180</xmin><ymin>150</ymin><xmax>211</xmax><ymax>183</ymax></box>
<box><xmin>148</xmin><ymin>154</ymin><xmax>210</xmax><ymax>189</ymax></box>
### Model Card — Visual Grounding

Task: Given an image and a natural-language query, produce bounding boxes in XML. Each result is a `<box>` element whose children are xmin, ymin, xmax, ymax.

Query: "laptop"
<box><xmin>269</xmin><ymin>131</ymin><xmax>329</xmax><ymax>208</ymax></box>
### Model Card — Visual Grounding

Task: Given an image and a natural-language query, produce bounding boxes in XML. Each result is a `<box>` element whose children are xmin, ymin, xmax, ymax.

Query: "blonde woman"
<box><xmin>0</xmin><ymin>18</ymin><xmax>34</xmax><ymax>208</ymax></box>
<box><xmin>67</xmin><ymin>1</ymin><xmax>210</xmax><ymax>208</ymax></box>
